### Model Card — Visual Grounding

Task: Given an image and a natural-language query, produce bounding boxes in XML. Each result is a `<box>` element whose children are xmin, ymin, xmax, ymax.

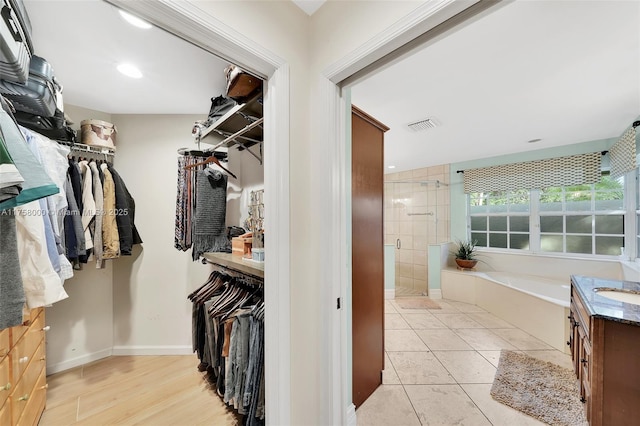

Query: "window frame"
<box><xmin>467</xmin><ymin>173</ymin><xmax>633</xmax><ymax>260</ymax></box>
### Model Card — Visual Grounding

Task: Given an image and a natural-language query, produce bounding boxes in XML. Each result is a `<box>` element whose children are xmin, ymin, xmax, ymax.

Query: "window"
<box><xmin>468</xmin><ymin>175</ymin><xmax>626</xmax><ymax>257</ymax></box>
<box><xmin>469</xmin><ymin>190</ymin><xmax>530</xmax><ymax>250</ymax></box>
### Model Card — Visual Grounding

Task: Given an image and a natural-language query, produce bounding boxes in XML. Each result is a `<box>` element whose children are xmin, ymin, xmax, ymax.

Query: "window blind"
<box><xmin>463</xmin><ymin>152</ymin><xmax>601</xmax><ymax>194</ymax></box>
<box><xmin>610</xmin><ymin>127</ymin><xmax>637</xmax><ymax>179</ymax></box>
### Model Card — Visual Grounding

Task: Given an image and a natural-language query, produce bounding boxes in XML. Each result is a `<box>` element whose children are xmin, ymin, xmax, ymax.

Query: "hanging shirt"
<box><xmin>15</xmin><ymin>200</ymin><xmax>68</xmax><ymax>307</ymax></box>
<box><xmin>78</xmin><ymin>160</ymin><xmax>95</xmax><ymax>252</ymax></box>
<box><xmin>89</xmin><ymin>161</ymin><xmax>104</xmax><ymax>268</ymax></box>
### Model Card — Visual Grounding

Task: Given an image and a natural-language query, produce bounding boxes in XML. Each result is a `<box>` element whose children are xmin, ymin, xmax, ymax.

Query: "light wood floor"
<box><xmin>40</xmin><ymin>355</ymin><xmax>241</xmax><ymax>426</ymax></box>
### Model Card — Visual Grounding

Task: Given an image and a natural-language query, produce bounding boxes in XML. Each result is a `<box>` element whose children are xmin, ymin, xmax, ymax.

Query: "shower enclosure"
<box><xmin>384</xmin><ymin>180</ymin><xmax>448</xmax><ymax>297</ymax></box>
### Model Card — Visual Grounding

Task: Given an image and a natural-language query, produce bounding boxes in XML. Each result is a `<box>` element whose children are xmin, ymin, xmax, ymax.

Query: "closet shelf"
<box><xmin>202</xmin><ymin>252</ymin><xmax>264</xmax><ymax>279</ymax></box>
<box><xmin>194</xmin><ymin>93</ymin><xmax>263</xmax><ymax>151</ymax></box>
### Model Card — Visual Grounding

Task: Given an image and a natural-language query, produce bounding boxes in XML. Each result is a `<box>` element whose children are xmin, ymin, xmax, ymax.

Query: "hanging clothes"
<box><xmin>107</xmin><ymin>165</ymin><xmax>142</xmax><ymax>256</ymax></box>
<box><xmin>192</xmin><ymin>168</ymin><xmax>231</xmax><ymax>260</ymax></box>
<box><xmin>100</xmin><ymin>163</ymin><xmax>120</xmax><ymax>259</ymax></box>
<box><xmin>0</xmin><ymin>135</ymin><xmax>23</xmax><ymax>202</ymax></box>
<box><xmin>189</xmin><ymin>269</ymin><xmax>264</xmax><ymax>425</ymax></box>
<box><xmin>0</xmin><ymin>209</ymin><xmax>25</xmax><ymax>329</ymax></box>
<box><xmin>0</xmin><ymin>98</ymin><xmax>58</xmax><ymax>211</ymax></box>
<box><xmin>78</xmin><ymin>160</ymin><xmax>96</xmax><ymax>255</ymax></box>
<box><xmin>89</xmin><ymin>161</ymin><xmax>104</xmax><ymax>268</ymax></box>
<box><xmin>15</xmin><ymin>200</ymin><xmax>68</xmax><ymax>307</ymax></box>
<box><xmin>64</xmin><ymin>174</ymin><xmax>86</xmax><ymax>264</ymax></box>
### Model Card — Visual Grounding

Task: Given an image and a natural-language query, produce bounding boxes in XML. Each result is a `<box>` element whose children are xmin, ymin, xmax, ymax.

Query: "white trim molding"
<box><xmin>385</xmin><ymin>289</ymin><xmax>396</xmax><ymax>300</ymax></box>
<box><xmin>103</xmin><ymin>2</ymin><xmax>291</xmax><ymax>424</ymax></box>
<box><xmin>111</xmin><ymin>345</ymin><xmax>193</xmax><ymax>356</ymax></box>
<box><xmin>47</xmin><ymin>348</ymin><xmax>113</xmax><ymax>375</ymax></box>
<box><xmin>346</xmin><ymin>403</ymin><xmax>357</xmax><ymax>426</ymax></box>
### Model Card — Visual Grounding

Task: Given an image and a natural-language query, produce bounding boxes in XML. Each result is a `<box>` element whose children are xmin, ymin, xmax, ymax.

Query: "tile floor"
<box><xmin>356</xmin><ymin>298</ymin><xmax>573</xmax><ymax>425</ymax></box>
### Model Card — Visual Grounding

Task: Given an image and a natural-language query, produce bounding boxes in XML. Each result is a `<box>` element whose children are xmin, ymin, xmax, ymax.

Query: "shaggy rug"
<box><xmin>395</xmin><ymin>297</ymin><xmax>440</xmax><ymax>309</ymax></box>
<box><xmin>490</xmin><ymin>350</ymin><xmax>587</xmax><ymax>426</ymax></box>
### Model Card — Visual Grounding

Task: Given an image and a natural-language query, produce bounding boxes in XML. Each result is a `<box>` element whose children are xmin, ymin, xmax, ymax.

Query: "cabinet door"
<box><xmin>351</xmin><ymin>106</ymin><xmax>388</xmax><ymax>408</ymax></box>
<box><xmin>578</xmin><ymin>325</ymin><xmax>591</xmax><ymax>420</ymax></box>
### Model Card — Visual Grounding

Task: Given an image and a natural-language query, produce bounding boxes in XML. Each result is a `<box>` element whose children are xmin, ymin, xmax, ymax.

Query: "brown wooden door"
<box><xmin>351</xmin><ymin>105</ymin><xmax>389</xmax><ymax>408</ymax></box>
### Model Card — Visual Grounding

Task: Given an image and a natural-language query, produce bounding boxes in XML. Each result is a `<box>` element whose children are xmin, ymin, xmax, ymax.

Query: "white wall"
<box><xmin>109</xmin><ymin>114</ymin><xmax>220</xmax><ymax>352</ymax></box>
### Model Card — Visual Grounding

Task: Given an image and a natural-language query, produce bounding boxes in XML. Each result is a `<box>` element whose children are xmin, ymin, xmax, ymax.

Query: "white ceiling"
<box><xmin>351</xmin><ymin>1</ymin><xmax>640</xmax><ymax>172</ymax></box>
<box><xmin>19</xmin><ymin>1</ymin><xmax>639</xmax><ymax>171</ymax></box>
<box><xmin>23</xmin><ymin>0</ymin><xmax>230</xmax><ymax>116</ymax></box>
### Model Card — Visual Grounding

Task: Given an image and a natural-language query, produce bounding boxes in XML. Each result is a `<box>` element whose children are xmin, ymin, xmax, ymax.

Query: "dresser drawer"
<box><xmin>0</xmin><ymin>399</ymin><xmax>11</xmax><ymax>426</ymax></box>
<box><xmin>11</xmin><ymin>314</ymin><xmax>44</xmax><ymax>385</ymax></box>
<box><xmin>10</xmin><ymin>371</ymin><xmax>29</xmax><ymax>424</ymax></box>
<box><xmin>16</xmin><ymin>369</ymin><xmax>46</xmax><ymax>426</ymax></box>
<box><xmin>0</xmin><ymin>329</ymin><xmax>9</xmax><ymax>360</ymax></box>
<box><xmin>9</xmin><ymin>308</ymin><xmax>43</xmax><ymax>348</ymax></box>
<box><xmin>0</xmin><ymin>355</ymin><xmax>10</xmax><ymax>409</ymax></box>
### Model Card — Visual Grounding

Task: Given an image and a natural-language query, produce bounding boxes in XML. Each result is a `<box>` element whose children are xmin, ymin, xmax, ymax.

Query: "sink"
<box><xmin>594</xmin><ymin>288</ymin><xmax>640</xmax><ymax>305</ymax></box>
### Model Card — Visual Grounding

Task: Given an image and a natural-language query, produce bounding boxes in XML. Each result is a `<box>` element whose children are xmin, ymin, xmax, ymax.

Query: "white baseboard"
<box><xmin>429</xmin><ymin>289</ymin><xmax>442</xmax><ymax>299</ymax></box>
<box><xmin>111</xmin><ymin>345</ymin><xmax>193</xmax><ymax>356</ymax></box>
<box><xmin>346</xmin><ymin>403</ymin><xmax>357</xmax><ymax>426</ymax></box>
<box><xmin>384</xmin><ymin>289</ymin><xmax>395</xmax><ymax>300</ymax></box>
<box><xmin>47</xmin><ymin>348</ymin><xmax>112</xmax><ymax>375</ymax></box>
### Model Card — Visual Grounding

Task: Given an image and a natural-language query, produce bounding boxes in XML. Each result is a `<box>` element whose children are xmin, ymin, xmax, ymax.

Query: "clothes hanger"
<box><xmin>184</xmin><ymin>155</ymin><xmax>237</xmax><ymax>179</ymax></box>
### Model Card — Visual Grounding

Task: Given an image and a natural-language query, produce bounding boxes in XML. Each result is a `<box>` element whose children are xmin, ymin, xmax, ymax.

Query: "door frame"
<box><xmin>317</xmin><ymin>1</ymin><xmax>485</xmax><ymax>424</ymax></box>
<box><xmin>105</xmin><ymin>1</ymin><xmax>291</xmax><ymax>424</ymax></box>
<box><xmin>107</xmin><ymin>0</ymin><xmax>488</xmax><ymax>424</ymax></box>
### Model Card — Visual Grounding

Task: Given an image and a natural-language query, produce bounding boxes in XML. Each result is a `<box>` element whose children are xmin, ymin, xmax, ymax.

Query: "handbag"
<box><xmin>224</xmin><ymin>65</ymin><xmax>262</xmax><ymax>103</ymax></box>
<box><xmin>80</xmin><ymin>119</ymin><xmax>116</xmax><ymax>150</ymax></box>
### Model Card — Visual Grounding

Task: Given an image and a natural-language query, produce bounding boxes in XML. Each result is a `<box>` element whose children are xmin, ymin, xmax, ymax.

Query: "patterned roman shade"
<box><xmin>610</xmin><ymin>127</ymin><xmax>637</xmax><ymax>179</ymax></box>
<box><xmin>463</xmin><ymin>152</ymin><xmax>602</xmax><ymax>193</ymax></box>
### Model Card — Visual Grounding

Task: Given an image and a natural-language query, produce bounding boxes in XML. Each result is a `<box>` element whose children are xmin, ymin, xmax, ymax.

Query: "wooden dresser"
<box><xmin>0</xmin><ymin>308</ymin><xmax>47</xmax><ymax>426</ymax></box>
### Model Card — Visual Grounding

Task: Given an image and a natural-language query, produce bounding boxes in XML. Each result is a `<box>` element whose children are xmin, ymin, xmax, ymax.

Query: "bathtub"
<box><xmin>441</xmin><ymin>269</ymin><xmax>571</xmax><ymax>353</ymax></box>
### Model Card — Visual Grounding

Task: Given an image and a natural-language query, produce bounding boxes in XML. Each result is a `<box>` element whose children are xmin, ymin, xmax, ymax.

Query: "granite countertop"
<box><xmin>571</xmin><ymin>275</ymin><xmax>640</xmax><ymax>326</ymax></box>
<box><xmin>202</xmin><ymin>252</ymin><xmax>264</xmax><ymax>279</ymax></box>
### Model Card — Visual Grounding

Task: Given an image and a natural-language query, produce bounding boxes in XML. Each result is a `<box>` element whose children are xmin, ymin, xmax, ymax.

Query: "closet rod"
<box><xmin>61</xmin><ymin>142</ymin><xmax>115</xmax><ymax>157</ymax></box>
<box><xmin>206</xmin><ymin>117</ymin><xmax>264</xmax><ymax>152</ymax></box>
<box><xmin>201</xmin><ymin>258</ymin><xmax>264</xmax><ymax>284</ymax></box>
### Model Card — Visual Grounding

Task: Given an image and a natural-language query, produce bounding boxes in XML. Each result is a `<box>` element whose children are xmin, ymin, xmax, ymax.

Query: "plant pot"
<box><xmin>455</xmin><ymin>258</ymin><xmax>478</xmax><ymax>269</ymax></box>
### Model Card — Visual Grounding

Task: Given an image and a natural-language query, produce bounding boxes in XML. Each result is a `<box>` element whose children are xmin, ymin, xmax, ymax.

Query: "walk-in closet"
<box><xmin>0</xmin><ymin>1</ymin><xmax>265</xmax><ymax>424</ymax></box>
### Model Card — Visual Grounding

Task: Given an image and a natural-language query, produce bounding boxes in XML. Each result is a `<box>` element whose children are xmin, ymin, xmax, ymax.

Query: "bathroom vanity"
<box><xmin>569</xmin><ymin>275</ymin><xmax>640</xmax><ymax>425</ymax></box>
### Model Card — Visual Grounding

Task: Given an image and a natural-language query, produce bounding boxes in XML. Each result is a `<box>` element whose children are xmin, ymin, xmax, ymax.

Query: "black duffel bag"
<box><xmin>14</xmin><ymin>109</ymin><xmax>76</xmax><ymax>143</ymax></box>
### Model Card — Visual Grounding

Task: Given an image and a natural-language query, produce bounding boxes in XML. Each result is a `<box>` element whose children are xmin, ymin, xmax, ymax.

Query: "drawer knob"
<box><xmin>566</xmin><ymin>341</ymin><xmax>571</xmax><ymax>346</ymax></box>
<box><xmin>39</xmin><ymin>384</ymin><xmax>48</xmax><ymax>390</ymax></box>
<box><xmin>18</xmin><ymin>394</ymin><xmax>29</xmax><ymax>402</ymax></box>
<box><xmin>580</xmin><ymin>397</ymin><xmax>586</xmax><ymax>403</ymax></box>
<box><xmin>0</xmin><ymin>382</ymin><xmax>10</xmax><ymax>391</ymax></box>
<box><xmin>581</xmin><ymin>358</ymin><xmax>588</xmax><ymax>364</ymax></box>
<box><xmin>41</xmin><ymin>326</ymin><xmax>51</xmax><ymax>332</ymax></box>
<box><xmin>19</xmin><ymin>356</ymin><xmax>29</xmax><ymax>364</ymax></box>
<box><xmin>40</xmin><ymin>356</ymin><xmax>46</xmax><ymax>361</ymax></box>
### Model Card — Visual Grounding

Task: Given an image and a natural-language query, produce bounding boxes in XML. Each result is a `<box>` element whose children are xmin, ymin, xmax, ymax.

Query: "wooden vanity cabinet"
<box><xmin>569</xmin><ymin>282</ymin><xmax>640</xmax><ymax>425</ymax></box>
<box><xmin>0</xmin><ymin>308</ymin><xmax>47</xmax><ymax>426</ymax></box>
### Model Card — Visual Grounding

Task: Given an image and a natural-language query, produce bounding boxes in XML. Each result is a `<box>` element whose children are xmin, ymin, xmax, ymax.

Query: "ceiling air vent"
<box><xmin>407</xmin><ymin>118</ymin><xmax>439</xmax><ymax>132</ymax></box>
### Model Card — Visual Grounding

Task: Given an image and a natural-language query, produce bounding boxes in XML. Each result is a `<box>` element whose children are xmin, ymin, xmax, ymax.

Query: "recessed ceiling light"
<box><xmin>388</xmin><ymin>165</ymin><xmax>396</xmax><ymax>169</ymax></box>
<box><xmin>119</xmin><ymin>10</ymin><xmax>152</xmax><ymax>29</ymax></box>
<box><xmin>117</xmin><ymin>63</ymin><xmax>143</xmax><ymax>79</ymax></box>
<box><xmin>527</xmin><ymin>138</ymin><xmax>542</xmax><ymax>144</ymax></box>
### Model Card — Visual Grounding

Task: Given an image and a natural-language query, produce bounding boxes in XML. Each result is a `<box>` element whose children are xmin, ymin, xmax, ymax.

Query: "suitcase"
<box><xmin>0</xmin><ymin>0</ymin><xmax>33</xmax><ymax>83</ymax></box>
<box><xmin>14</xmin><ymin>109</ymin><xmax>77</xmax><ymax>143</ymax></box>
<box><xmin>0</xmin><ymin>55</ymin><xmax>58</xmax><ymax>116</ymax></box>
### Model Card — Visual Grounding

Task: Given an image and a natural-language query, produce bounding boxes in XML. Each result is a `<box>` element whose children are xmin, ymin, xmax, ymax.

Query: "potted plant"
<box><xmin>453</xmin><ymin>239</ymin><xmax>478</xmax><ymax>269</ymax></box>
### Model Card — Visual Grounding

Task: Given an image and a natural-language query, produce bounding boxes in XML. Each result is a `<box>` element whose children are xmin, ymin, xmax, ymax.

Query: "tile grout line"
<box><xmin>398</xmin><ymin>301</ymin><xmax>496</xmax><ymax>425</ymax></box>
